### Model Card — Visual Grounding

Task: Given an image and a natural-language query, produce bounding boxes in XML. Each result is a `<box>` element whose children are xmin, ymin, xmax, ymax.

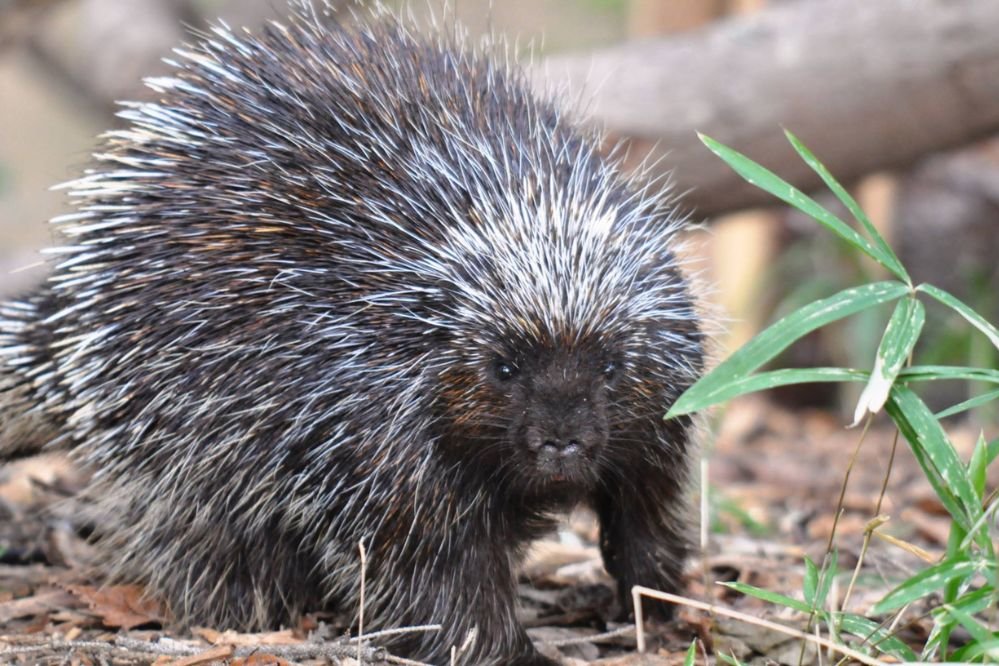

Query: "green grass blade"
<box><xmin>917</xmin><ymin>283</ymin><xmax>999</xmax><ymax>352</ymax></box>
<box><xmin>886</xmin><ymin>386</ymin><xmax>981</xmax><ymax>529</ymax></box>
<box><xmin>872</xmin><ymin>555</ymin><xmax>978</xmax><ymax>614</ymax></box>
<box><xmin>683</xmin><ymin>639</ymin><xmax>698</xmax><ymax>666</ymax></box>
<box><xmin>836</xmin><ymin>613</ymin><xmax>918</xmax><ymax>661</ymax></box>
<box><xmin>852</xmin><ymin>296</ymin><xmax>925</xmax><ymax>425</ymax></box>
<box><xmin>721</xmin><ymin>582</ymin><xmax>812</xmax><ymax>614</ymax></box>
<box><xmin>667</xmin><ymin>281</ymin><xmax>909</xmax><ymax>417</ymax></box>
<box><xmin>698</xmin><ymin>134</ymin><xmax>900</xmax><ymax>274</ymax></box>
<box><xmin>783</xmin><ymin>130</ymin><xmax>910</xmax><ymax>284</ymax></box>
<box><xmin>935</xmin><ymin>388</ymin><xmax>999</xmax><ymax>419</ymax></box>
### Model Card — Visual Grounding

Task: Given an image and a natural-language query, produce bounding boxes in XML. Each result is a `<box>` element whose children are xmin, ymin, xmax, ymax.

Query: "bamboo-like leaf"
<box><xmin>836</xmin><ymin>613</ymin><xmax>918</xmax><ymax>661</ymax></box>
<box><xmin>941</xmin><ymin>603</ymin><xmax>995</xmax><ymax>646</ymax></box>
<box><xmin>949</xmin><ymin>638</ymin><xmax>999</xmax><ymax>663</ymax></box>
<box><xmin>852</xmin><ymin>296</ymin><xmax>925</xmax><ymax>425</ymax></box>
<box><xmin>672</xmin><ymin>368</ymin><xmax>868</xmax><ymax>415</ymax></box>
<box><xmin>803</xmin><ymin>556</ymin><xmax>818</xmax><ymax>607</ymax></box>
<box><xmin>872</xmin><ymin>555</ymin><xmax>979</xmax><ymax>614</ymax></box>
<box><xmin>886</xmin><ymin>386</ymin><xmax>981</xmax><ymax>528</ymax></box>
<box><xmin>900</xmin><ymin>365</ymin><xmax>999</xmax><ymax>385</ymax></box>
<box><xmin>784</xmin><ymin>130</ymin><xmax>910</xmax><ymax>284</ymax></box>
<box><xmin>988</xmin><ymin>437</ymin><xmax>999</xmax><ymax>466</ymax></box>
<box><xmin>698</xmin><ymin>134</ymin><xmax>902</xmax><ymax>275</ymax></box>
<box><xmin>816</xmin><ymin>550</ymin><xmax>838</xmax><ymax>610</ymax></box>
<box><xmin>969</xmin><ymin>433</ymin><xmax>989</xmax><ymax>500</ymax></box>
<box><xmin>667</xmin><ymin>281</ymin><xmax>909</xmax><ymax>417</ymax></box>
<box><xmin>925</xmin><ymin>586</ymin><xmax>998</xmax><ymax>658</ymax></box>
<box><xmin>935</xmin><ymin>389</ymin><xmax>999</xmax><ymax>419</ymax></box>
<box><xmin>721</xmin><ymin>582</ymin><xmax>812</xmax><ymax>613</ymax></box>
<box><xmin>917</xmin><ymin>283</ymin><xmax>999</xmax><ymax>352</ymax></box>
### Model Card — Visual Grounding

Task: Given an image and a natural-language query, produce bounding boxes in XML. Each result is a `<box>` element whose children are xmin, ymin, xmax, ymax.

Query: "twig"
<box><xmin>543</xmin><ymin>625</ymin><xmax>635</xmax><ymax>647</ymax></box>
<box><xmin>345</xmin><ymin>624</ymin><xmax>442</xmax><ymax>643</ymax></box>
<box><xmin>632</xmin><ymin>586</ymin><xmax>891</xmax><ymax>666</ymax></box>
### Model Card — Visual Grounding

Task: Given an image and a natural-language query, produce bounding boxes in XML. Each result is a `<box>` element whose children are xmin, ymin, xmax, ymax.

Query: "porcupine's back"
<box><xmin>0</xmin><ymin>1</ymin><xmax>702</xmax><ymax>634</ymax></box>
<box><xmin>0</xmin><ymin>5</ymin><xmax>573</xmax><ymax>449</ymax></box>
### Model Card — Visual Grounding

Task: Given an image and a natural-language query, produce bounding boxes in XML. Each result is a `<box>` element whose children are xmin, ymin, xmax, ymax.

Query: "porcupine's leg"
<box><xmin>596</xmin><ymin>485</ymin><xmax>689</xmax><ymax>621</ymax></box>
<box><xmin>351</xmin><ymin>518</ymin><xmax>557</xmax><ymax>665</ymax></box>
<box><xmin>596</xmin><ymin>420</ymin><xmax>694</xmax><ymax>621</ymax></box>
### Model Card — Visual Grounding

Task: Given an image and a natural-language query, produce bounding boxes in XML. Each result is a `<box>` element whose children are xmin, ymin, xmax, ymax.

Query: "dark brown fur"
<box><xmin>0</xmin><ymin>4</ymin><xmax>704</xmax><ymax>664</ymax></box>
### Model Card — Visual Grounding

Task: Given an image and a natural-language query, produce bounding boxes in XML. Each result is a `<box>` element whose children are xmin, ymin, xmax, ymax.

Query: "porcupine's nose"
<box><xmin>527</xmin><ymin>418</ymin><xmax>592</xmax><ymax>462</ymax></box>
<box><xmin>539</xmin><ymin>437</ymin><xmax>583</xmax><ymax>459</ymax></box>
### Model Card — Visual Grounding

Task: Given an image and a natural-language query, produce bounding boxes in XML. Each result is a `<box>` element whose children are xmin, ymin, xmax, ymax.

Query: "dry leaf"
<box><xmin>172</xmin><ymin>645</ymin><xmax>234</xmax><ymax>666</ymax></box>
<box><xmin>67</xmin><ymin>584</ymin><xmax>165</xmax><ymax>629</ymax></box>
<box><xmin>0</xmin><ymin>589</ymin><xmax>80</xmax><ymax>623</ymax></box>
<box><xmin>231</xmin><ymin>655</ymin><xmax>294</xmax><ymax>666</ymax></box>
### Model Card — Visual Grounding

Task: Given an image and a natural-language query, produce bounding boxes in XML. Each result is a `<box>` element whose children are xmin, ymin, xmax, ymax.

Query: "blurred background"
<box><xmin>0</xmin><ymin>0</ymin><xmax>996</xmax><ymax>422</ymax></box>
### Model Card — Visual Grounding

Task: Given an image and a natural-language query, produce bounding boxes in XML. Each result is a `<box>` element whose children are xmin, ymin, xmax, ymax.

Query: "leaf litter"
<box><xmin>0</xmin><ymin>394</ymin><xmax>994</xmax><ymax>664</ymax></box>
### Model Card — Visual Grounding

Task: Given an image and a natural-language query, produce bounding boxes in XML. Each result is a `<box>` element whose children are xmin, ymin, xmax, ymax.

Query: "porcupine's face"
<box><xmin>431</xmin><ymin>205</ymin><xmax>701</xmax><ymax>498</ymax></box>
<box><xmin>483</xmin><ymin>341</ymin><xmax>619</xmax><ymax>492</ymax></box>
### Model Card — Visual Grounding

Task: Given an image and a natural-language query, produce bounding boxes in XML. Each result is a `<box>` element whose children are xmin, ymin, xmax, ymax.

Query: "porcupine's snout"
<box><xmin>524</xmin><ymin>401</ymin><xmax>605</xmax><ymax>480</ymax></box>
<box><xmin>512</xmin><ymin>362</ymin><xmax>611</xmax><ymax>486</ymax></box>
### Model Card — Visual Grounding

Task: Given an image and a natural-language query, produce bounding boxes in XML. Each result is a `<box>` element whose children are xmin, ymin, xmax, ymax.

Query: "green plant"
<box><xmin>668</xmin><ymin>131</ymin><xmax>999</xmax><ymax>662</ymax></box>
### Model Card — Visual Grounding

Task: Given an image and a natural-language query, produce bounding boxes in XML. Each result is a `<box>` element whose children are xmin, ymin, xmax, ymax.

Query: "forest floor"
<box><xmin>0</xmin><ymin>395</ymin><xmax>994</xmax><ymax>665</ymax></box>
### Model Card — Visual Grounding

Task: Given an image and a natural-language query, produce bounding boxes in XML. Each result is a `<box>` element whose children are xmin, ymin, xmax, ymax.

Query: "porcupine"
<box><xmin>0</xmin><ymin>2</ymin><xmax>705</xmax><ymax>663</ymax></box>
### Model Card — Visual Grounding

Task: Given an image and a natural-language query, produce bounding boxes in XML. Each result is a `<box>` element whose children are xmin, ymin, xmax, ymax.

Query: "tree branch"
<box><xmin>535</xmin><ymin>0</ymin><xmax>999</xmax><ymax>218</ymax></box>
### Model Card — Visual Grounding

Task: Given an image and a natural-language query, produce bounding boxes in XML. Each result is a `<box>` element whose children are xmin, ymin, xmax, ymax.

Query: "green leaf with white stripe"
<box><xmin>671</xmin><ymin>368</ymin><xmax>868</xmax><ymax>412</ymax></box>
<box><xmin>935</xmin><ymin>389</ymin><xmax>999</xmax><ymax>419</ymax></box>
<box><xmin>667</xmin><ymin>281</ymin><xmax>909</xmax><ymax>418</ymax></box>
<box><xmin>917</xmin><ymin>283</ymin><xmax>999</xmax><ymax>353</ymax></box>
<box><xmin>872</xmin><ymin>555</ymin><xmax>981</xmax><ymax>614</ymax></box>
<box><xmin>925</xmin><ymin>586</ymin><xmax>997</xmax><ymax>658</ymax></box>
<box><xmin>900</xmin><ymin>365</ymin><xmax>999</xmax><ymax>385</ymax></box>
<box><xmin>852</xmin><ymin>296</ymin><xmax>924</xmax><ymax>425</ymax></box>
<box><xmin>885</xmin><ymin>386</ymin><xmax>981</xmax><ymax>529</ymax></box>
<box><xmin>940</xmin><ymin>603</ymin><xmax>998</xmax><ymax>662</ymax></box>
<box><xmin>784</xmin><ymin>130</ymin><xmax>910</xmax><ymax>284</ymax></box>
<box><xmin>836</xmin><ymin>613</ymin><xmax>918</xmax><ymax>661</ymax></box>
<box><xmin>698</xmin><ymin>134</ymin><xmax>903</xmax><ymax>276</ymax></box>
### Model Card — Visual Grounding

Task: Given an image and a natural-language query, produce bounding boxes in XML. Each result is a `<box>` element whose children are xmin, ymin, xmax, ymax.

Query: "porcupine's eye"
<box><xmin>493</xmin><ymin>359</ymin><xmax>518</xmax><ymax>382</ymax></box>
<box><xmin>602</xmin><ymin>360</ymin><xmax>619</xmax><ymax>383</ymax></box>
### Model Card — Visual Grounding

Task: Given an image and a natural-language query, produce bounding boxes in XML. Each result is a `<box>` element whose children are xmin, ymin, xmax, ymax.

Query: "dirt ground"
<box><xmin>0</xmin><ymin>394</ymin><xmax>992</xmax><ymax>665</ymax></box>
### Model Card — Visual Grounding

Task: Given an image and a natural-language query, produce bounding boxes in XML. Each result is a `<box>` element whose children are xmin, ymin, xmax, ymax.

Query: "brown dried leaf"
<box><xmin>66</xmin><ymin>584</ymin><xmax>165</xmax><ymax>629</ymax></box>
<box><xmin>0</xmin><ymin>589</ymin><xmax>79</xmax><ymax>623</ymax></box>
<box><xmin>172</xmin><ymin>645</ymin><xmax>234</xmax><ymax>666</ymax></box>
<box><xmin>231</xmin><ymin>655</ymin><xmax>294</xmax><ymax>666</ymax></box>
<box><xmin>191</xmin><ymin>627</ymin><xmax>298</xmax><ymax>646</ymax></box>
